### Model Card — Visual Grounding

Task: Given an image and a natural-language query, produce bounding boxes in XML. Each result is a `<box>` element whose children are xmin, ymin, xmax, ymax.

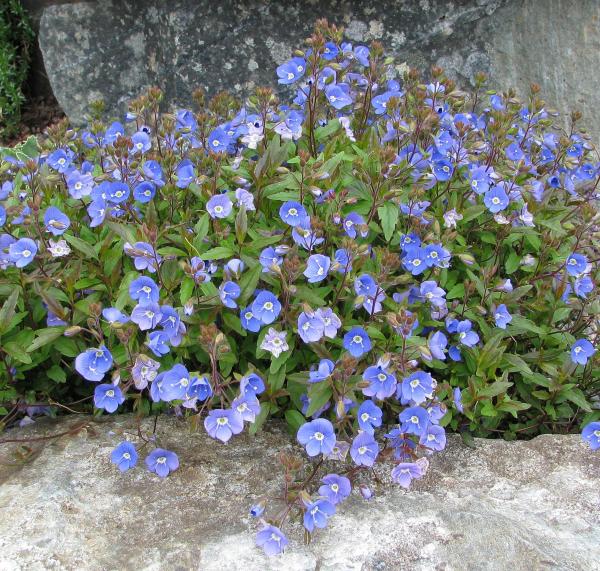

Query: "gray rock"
<box><xmin>36</xmin><ymin>0</ymin><xmax>600</xmax><ymax>143</ymax></box>
<box><xmin>0</xmin><ymin>415</ymin><xmax>599</xmax><ymax>570</ymax></box>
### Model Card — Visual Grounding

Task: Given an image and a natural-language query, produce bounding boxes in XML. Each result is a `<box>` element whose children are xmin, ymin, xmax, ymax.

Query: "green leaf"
<box><xmin>560</xmin><ymin>388</ymin><xmax>592</xmax><ymax>412</ymax></box>
<box><xmin>505</xmin><ymin>250</ymin><xmax>520</xmax><ymax>274</ymax></box>
<box><xmin>47</xmin><ymin>364</ymin><xmax>67</xmax><ymax>383</ymax></box>
<box><xmin>0</xmin><ymin>289</ymin><xmax>20</xmax><ymax>335</ymax></box>
<box><xmin>285</xmin><ymin>409</ymin><xmax>306</xmax><ymax>432</ymax></box>
<box><xmin>501</xmin><ymin>354</ymin><xmax>533</xmax><ymax>376</ymax></box>
<box><xmin>306</xmin><ymin>383</ymin><xmax>332</xmax><ymax>417</ymax></box>
<box><xmin>377</xmin><ymin>202</ymin><xmax>399</xmax><ymax>242</ymax></box>
<box><xmin>249</xmin><ymin>403</ymin><xmax>272</xmax><ymax>436</ymax></box>
<box><xmin>201</xmin><ymin>246</ymin><xmax>235</xmax><ymax>260</ymax></box>
<box><xmin>3</xmin><ymin>341</ymin><xmax>32</xmax><ymax>364</ymax></box>
<box><xmin>180</xmin><ymin>278</ymin><xmax>195</xmax><ymax>305</ymax></box>
<box><xmin>27</xmin><ymin>327</ymin><xmax>66</xmax><ymax>352</ymax></box>
<box><xmin>63</xmin><ymin>234</ymin><xmax>99</xmax><ymax>260</ymax></box>
<box><xmin>238</xmin><ymin>264</ymin><xmax>261</xmax><ymax>306</ymax></box>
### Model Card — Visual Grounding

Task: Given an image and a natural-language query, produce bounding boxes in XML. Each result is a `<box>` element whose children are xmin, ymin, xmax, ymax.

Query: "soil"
<box><xmin>1</xmin><ymin>95</ymin><xmax>65</xmax><ymax>147</ymax></box>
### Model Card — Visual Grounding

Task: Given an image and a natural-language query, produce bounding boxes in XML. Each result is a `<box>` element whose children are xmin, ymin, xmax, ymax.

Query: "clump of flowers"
<box><xmin>0</xmin><ymin>19</ymin><xmax>599</xmax><ymax>555</ymax></box>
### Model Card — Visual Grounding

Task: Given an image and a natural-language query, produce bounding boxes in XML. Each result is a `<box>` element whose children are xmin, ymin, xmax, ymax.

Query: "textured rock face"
<box><xmin>37</xmin><ymin>0</ymin><xmax>600</xmax><ymax>143</ymax></box>
<box><xmin>0</xmin><ymin>415</ymin><xmax>599</xmax><ymax>571</ymax></box>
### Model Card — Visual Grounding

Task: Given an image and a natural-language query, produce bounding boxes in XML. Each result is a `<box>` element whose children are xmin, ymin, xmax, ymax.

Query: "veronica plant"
<box><xmin>0</xmin><ymin>19</ymin><xmax>598</xmax><ymax>555</ymax></box>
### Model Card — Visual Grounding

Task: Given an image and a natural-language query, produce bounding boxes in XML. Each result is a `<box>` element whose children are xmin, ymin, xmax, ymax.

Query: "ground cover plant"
<box><xmin>0</xmin><ymin>20</ymin><xmax>598</xmax><ymax>555</ymax></box>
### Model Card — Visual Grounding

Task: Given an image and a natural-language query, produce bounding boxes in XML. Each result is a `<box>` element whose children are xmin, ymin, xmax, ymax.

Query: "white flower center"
<box><xmin>123</xmin><ymin>452</ymin><xmax>131</xmax><ymax>459</ymax></box>
<box><xmin>358</xmin><ymin>446</ymin><xmax>367</xmax><ymax>454</ymax></box>
<box><xmin>217</xmin><ymin>417</ymin><xmax>229</xmax><ymax>426</ymax></box>
<box><xmin>314</xmin><ymin>431</ymin><xmax>324</xmax><ymax>441</ymax></box>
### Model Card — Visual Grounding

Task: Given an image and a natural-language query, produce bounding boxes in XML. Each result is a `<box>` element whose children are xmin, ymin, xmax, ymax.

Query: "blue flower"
<box><xmin>130</xmin><ymin>300</ymin><xmax>162</xmax><ymax>329</ymax></box>
<box><xmin>130</xmin><ymin>276</ymin><xmax>160</xmax><ymax>304</ymax></box>
<box><xmin>143</xmin><ymin>160</ymin><xmax>164</xmax><ymax>186</ymax></box>
<box><xmin>354</xmin><ymin>274</ymin><xmax>385</xmax><ymax>314</ymax></box>
<box><xmin>322</xmin><ymin>42</ymin><xmax>339</xmax><ymax>60</ymax></box>
<box><xmin>574</xmin><ymin>275</ymin><xmax>594</xmax><ymax>298</ymax></box>
<box><xmin>469</xmin><ymin>166</ymin><xmax>491</xmax><ymax>194</ymax></box>
<box><xmin>315</xmin><ymin>307</ymin><xmax>341</xmax><ymax>338</ymax></box>
<box><xmin>453</xmin><ymin>387</ymin><xmax>464</xmax><ymax>413</ymax></box>
<box><xmin>240</xmin><ymin>307</ymin><xmax>261</xmax><ymax>332</ymax></box>
<box><xmin>75</xmin><ymin>346</ymin><xmax>113</xmax><ymax>382</ymax></box>
<box><xmin>204</xmin><ymin>409</ymin><xmax>244</xmax><ymax>443</ymax></box>
<box><xmin>582</xmin><ymin>421</ymin><xmax>600</xmax><ymax>450</ymax></box>
<box><xmin>494</xmin><ymin>304</ymin><xmax>512</xmax><ymax>329</ymax></box>
<box><xmin>333</xmin><ymin>248</ymin><xmax>352</xmax><ymax>273</ymax></box>
<box><xmin>399</xmin><ymin>406</ymin><xmax>430</xmax><ymax>436</ymax></box>
<box><xmin>391</xmin><ymin>462</ymin><xmax>423</xmax><ymax>488</ymax></box>
<box><xmin>297</xmin><ymin>418</ymin><xmax>336</xmax><ymax>457</ymax></box>
<box><xmin>309</xmin><ymin>359</ymin><xmax>335</xmax><ymax>383</ymax></box>
<box><xmin>103</xmin><ymin>121</ymin><xmax>125</xmax><ymax>145</ymax></box>
<box><xmin>231</xmin><ymin>394</ymin><xmax>261</xmax><ymax>423</ymax></box>
<box><xmin>175</xmin><ymin>160</ymin><xmax>195</xmax><ymax>188</ymax></box>
<box><xmin>276</xmin><ymin>57</ymin><xmax>306</xmax><ymax>85</ymax></box>
<box><xmin>420</xmin><ymin>424</ymin><xmax>447</xmax><ymax>451</ymax></box>
<box><xmin>484</xmin><ymin>185</ymin><xmax>510</xmax><ymax>213</ymax></box>
<box><xmin>400</xmin><ymin>371</ymin><xmax>435</xmax><ymax>405</ymax></box>
<box><xmin>304</xmin><ymin>254</ymin><xmax>330</xmax><ymax>283</ymax></box>
<box><xmin>124</xmin><ymin>241</ymin><xmax>161</xmax><ymax>273</ymax></box>
<box><xmin>44</xmin><ymin>206</ymin><xmax>70</xmax><ymax>236</ymax></box>
<box><xmin>342</xmin><ymin>212</ymin><xmax>367</xmax><ymax>239</ymax></box>
<box><xmin>402</xmin><ymin>246</ymin><xmax>428</xmax><ymax>275</ymax></box>
<box><xmin>325</xmin><ymin>84</ymin><xmax>353</xmax><ymax>109</ymax></box>
<box><xmin>343</xmin><ymin>327</ymin><xmax>372</xmax><ymax>358</ymax></box>
<box><xmin>319</xmin><ymin>474</ymin><xmax>350</xmax><ymax>505</ymax></box>
<box><xmin>110</xmin><ymin>442</ymin><xmax>138</xmax><ymax>472</ymax></box>
<box><xmin>298</xmin><ymin>311</ymin><xmax>325</xmax><ymax>343</ymax></box>
<box><xmin>362</xmin><ymin>364</ymin><xmax>397</xmax><ymax>400</ymax></box>
<box><xmin>133</xmin><ymin>181</ymin><xmax>156</xmax><ymax>203</ymax></box>
<box><xmin>353</xmin><ymin>45</ymin><xmax>370</xmax><ymax>65</ymax></box>
<box><xmin>132</xmin><ymin>131</ymin><xmax>151</xmax><ymax>153</ymax></box>
<box><xmin>158</xmin><ymin>305</ymin><xmax>181</xmax><ymax>338</ymax></box>
<box><xmin>102</xmin><ymin>307</ymin><xmax>129</xmax><ymax>324</ymax></box>
<box><xmin>505</xmin><ymin>142</ymin><xmax>524</xmax><ymax>161</ymax></box>
<box><xmin>159</xmin><ymin>364</ymin><xmax>193</xmax><ymax>401</ymax></box>
<box><xmin>249</xmin><ymin>503</ymin><xmax>265</xmax><ymax>518</ymax></box>
<box><xmin>571</xmin><ymin>339</ymin><xmax>595</xmax><ymax>365</ymax></box>
<box><xmin>424</xmin><ymin>244</ymin><xmax>451</xmax><ymax>269</ymax></box>
<box><xmin>279</xmin><ymin>201</ymin><xmax>308</xmax><ymax>226</ymax></box>
<box><xmin>428</xmin><ymin>331</ymin><xmax>448</xmax><ymax>361</ymax></box>
<box><xmin>432</xmin><ymin>158</ymin><xmax>454</xmax><ymax>181</ymax></box>
<box><xmin>251</xmin><ymin>291</ymin><xmax>281</xmax><ymax>325</ymax></box>
<box><xmin>456</xmin><ymin>320</ymin><xmax>479</xmax><ymax>347</ymax></box>
<box><xmin>145</xmin><ymin>448</ymin><xmax>179</xmax><ymax>478</ymax></box>
<box><xmin>219</xmin><ymin>281</ymin><xmax>241</xmax><ymax>308</ymax></box>
<box><xmin>9</xmin><ymin>238</ymin><xmax>37</xmax><ymax>267</ymax></box>
<box><xmin>146</xmin><ymin>331</ymin><xmax>170</xmax><ymax>357</ymax></box>
<box><xmin>420</xmin><ymin>281</ymin><xmax>446</xmax><ymax>307</ymax></box>
<box><xmin>240</xmin><ymin>372</ymin><xmax>265</xmax><ymax>395</ymax></box>
<box><xmin>259</xmin><ymin>246</ymin><xmax>283</xmax><ymax>273</ymax></box>
<box><xmin>94</xmin><ymin>384</ymin><xmax>125</xmax><ymax>413</ymax></box>
<box><xmin>47</xmin><ymin>148</ymin><xmax>74</xmax><ymax>173</ymax></box>
<box><xmin>207</xmin><ymin>126</ymin><xmax>233</xmax><ymax>153</ymax></box>
<box><xmin>105</xmin><ymin>182</ymin><xmax>129</xmax><ymax>205</ymax></box>
<box><xmin>88</xmin><ymin>199</ymin><xmax>107</xmax><ymax>227</ymax></box>
<box><xmin>186</xmin><ymin>375</ymin><xmax>213</xmax><ymax>404</ymax></box>
<box><xmin>303</xmin><ymin>498</ymin><xmax>336</xmax><ymax>532</ymax></box>
<box><xmin>357</xmin><ymin>400</ymin><xmax>383</xmax><ymax>433</ymax></box>
<box><xmin>350</xmin><ymin>432</ymin><xmax>379</xmax><ymax>467</ymax></box>
<box><xmin>566</xmin><ymin>253</ymin><xmax>588</xmax><ymax>276</ymax></box>
<box><xmin>207</xmin><ymin>194</ymin><xmax>233</xmax><ymax>219</ymax></box>
<box><xmin>255</xmin><ymin>525</ymin><xmax>288</xmax><ymax>556</ymax></box>
<box><xmin>65</xmin><ymin>171</ymin><xmax>93</xmax><ymax>201</ymax></box>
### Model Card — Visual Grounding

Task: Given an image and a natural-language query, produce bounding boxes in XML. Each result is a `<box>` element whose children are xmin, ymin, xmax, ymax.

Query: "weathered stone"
<box><xmin>36</xmin><ymin>0</ymin><xmax>600</xmax><ymax>143</ymax></box>
<box><xmin>0</xmin><ymin>415</ymin><xmax>598</xmax><ymax>570</ymax></box>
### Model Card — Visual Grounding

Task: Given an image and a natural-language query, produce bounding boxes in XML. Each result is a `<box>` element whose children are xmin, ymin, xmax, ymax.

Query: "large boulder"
<box><xmin>36</xmin><ymin>0</ymin><xmax>600</xmax><ymax>143</ymax></box>
<box><xmin>0</xmin><ymin>415</ymin><xmax>599</xmax><ymax>570</ymax></box>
